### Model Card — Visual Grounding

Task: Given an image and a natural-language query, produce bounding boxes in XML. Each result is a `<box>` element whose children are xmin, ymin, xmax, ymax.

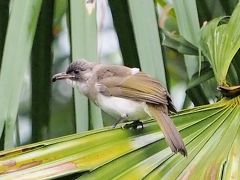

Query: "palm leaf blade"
<box><xmin>69</xmin><ymin>0</ymin><xmax>103</xmax><ymax>131</ymax></box>
<box><xmin>0</xmin><ymin>0</ymin><xmax>42</xmax><ymax>149</ymax></box>
<box><xmin>0</xmin><ymin>98</ymin><xmax>239</xmax><ymax>179</ymax></box>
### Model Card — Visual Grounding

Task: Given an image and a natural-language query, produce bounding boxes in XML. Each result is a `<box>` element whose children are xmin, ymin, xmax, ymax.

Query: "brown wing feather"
<box><xmin>106</xmin><ymin>86</ymin><xmax>168</xmax><ymax>104</ymax></box>
<box><xmin>98</xmin><ymin>72</ymin><xmax>175</xmax><ymax>110</ymax></box>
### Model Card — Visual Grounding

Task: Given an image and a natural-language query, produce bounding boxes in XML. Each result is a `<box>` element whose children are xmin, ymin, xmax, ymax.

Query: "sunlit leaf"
<box><xmin>0</xmin><ymin>98</ymin><xmax>239</xmax><ymax>179</ymax></box>
<box><xmin>200</xmin><ymin>3</ymin><xmax>240</xmax><ymax>85</ymax></box>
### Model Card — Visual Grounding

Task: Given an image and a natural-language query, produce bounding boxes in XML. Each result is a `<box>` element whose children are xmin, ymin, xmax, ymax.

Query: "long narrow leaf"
<box><xmin>108</xmin><ymin>0</ymin><xmax>140</xmax><ymax>68</ymax></box>
<box><xmin>0</xmin><ymin>0</ymin><xmax>42</xmax><ymax>149</ymax></box>
<box><xmin>31</xmin><ymin>0</ymin><xmax>54</xmax><ymax>142</ymax></box>
<box><xmin>171</xmin><ymin>0</ymin><xmax>210</xmax><ymax>106</ymax></box>
<box><xmin>127</xmin><ymin>0</ymin><xmax>167</xmax><ymax>86</ymax></box>
<box><xmin>172</xmin><ymin>0</ymin><xmax>200</xmax><ymax>78</ymax></box>
<box><xmin>0</xmin><ymin>0</ymin><xmax>10</xmax><ymax>67</ymax></box>
<box><xmin>69</xmin><ymin>0</ymin><xmax>103</xmax><ymax>132</ymax></box>
<box><xmin>162</xmin><ymin>31</ymin><xmax>199</xmax><ymax>56</ymax></box>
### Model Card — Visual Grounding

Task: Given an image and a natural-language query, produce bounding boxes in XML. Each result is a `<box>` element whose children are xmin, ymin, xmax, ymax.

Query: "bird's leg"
<box><xmin>123</xmin><ymin>120</ymin><xmax>144</xmax><ymax>130</ymax></box>
<box><xmin>112</xmin><ymin>118</ymin><xmax>124</xmax><ymax>128</ymax></box>
<box><xmin>112</xmin><ymin>114</ymin><xmax>128</xmax><ymax>128</ymax></box>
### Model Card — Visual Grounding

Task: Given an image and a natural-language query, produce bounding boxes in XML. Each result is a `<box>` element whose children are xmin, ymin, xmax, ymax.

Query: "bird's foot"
<box><xmin>112</xmin><ymin>123</ymin><xmax>118</xmax><ymax>128</ymax></box>
<box><xmin>112</xmin><ymin>114</ymin><xmax>128</xmax><ymax>128</ymax></box>
<box><xmin>122</xmin><ymin>120</ymin><xmax>144</xmax><ymax>130</ymax></box>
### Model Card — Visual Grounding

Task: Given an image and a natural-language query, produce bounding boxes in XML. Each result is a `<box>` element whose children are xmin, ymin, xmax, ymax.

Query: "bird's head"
<box><xmin>52</xmin><ymin>59</ymin><xmax>95</xmax><ymax>86</ymax></box>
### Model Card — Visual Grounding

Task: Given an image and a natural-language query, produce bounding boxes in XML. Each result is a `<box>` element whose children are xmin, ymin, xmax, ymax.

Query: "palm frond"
<box><xmin>200</xmin><ymin>3</ymin><xmax>240</xmax><ymax>85</ymax></box>
<box><xmin>0</xmin><ymin>98</ymin><xmax>239</xmax><ymax>179</ymax></box>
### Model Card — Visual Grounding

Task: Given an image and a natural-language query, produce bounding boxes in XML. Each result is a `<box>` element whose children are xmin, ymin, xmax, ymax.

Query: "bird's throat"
<box><xmin>66</xmin><ymin>79</ymin><xmax>89</xmax><ymax>95</ymax></box>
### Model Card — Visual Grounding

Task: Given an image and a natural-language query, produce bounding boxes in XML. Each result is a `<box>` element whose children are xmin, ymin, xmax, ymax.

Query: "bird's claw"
<box><xmin>122</xmin><ymin>120</ymin><xmax>144</xmax><ymax>130</ymax></box>
<box><xmin>112</xmin><ymin>123</ymin><xmax>117</xmax><ymax>128</ymax></box>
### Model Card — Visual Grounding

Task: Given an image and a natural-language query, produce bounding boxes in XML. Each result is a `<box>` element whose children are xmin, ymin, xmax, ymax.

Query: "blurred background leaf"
<box><xmin>127</xmin><ymin>0</ymin><xmax>167</xmax><ymax>86</ymax></box>
<box><xmin>0</xmin><ymin>0</ymin><xmax>42</xmax><ymax>149</ymax></box>
<box><xmin>0</xmin><ymin>0</ymin><xmax>9</xmax><ymax>68</ymax></box>
<box><xmin>108</xmin><ymin>0</ymin><xmax>140</xmax><ymax>68</ymax></box>
<box><xmin>69</xmin><ymin>0</ymin><xmax>103</xmax><ymax>132</ymax></box>
<box><xmin>31</xmin><ymin>0</ymin><xmax>54</xmax><ymax>143</ymax></box>
<box><xmin>161</xmin><ymin>31</ymin><xmax>199</xmax><ymax>56</ymax></box>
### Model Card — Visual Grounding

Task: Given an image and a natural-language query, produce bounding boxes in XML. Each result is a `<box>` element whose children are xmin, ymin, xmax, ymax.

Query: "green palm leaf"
<box><xmin>0</xmin><ymin>98</ymin><xmax>239</xmax><ymax>179</ymax></box>
<box><xmin>69</xmin><ymin>0</ymin><xmax>103</xmax><ymax>131</ymax></box>
<box><xmin>0</xmin><ymin>0</ymin><xmax>42</xmax><ymax>149</ymax></box>
<box><xmin>200</xmin><ymin>3</ymin><xmax>240</xmax><ymax>85</ymax></box>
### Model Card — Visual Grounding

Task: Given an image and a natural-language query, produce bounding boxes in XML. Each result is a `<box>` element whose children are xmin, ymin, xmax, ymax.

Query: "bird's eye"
<box><xmin>74</xmin><ymin>69</ymin><xmax>79</xmax><ymax>74</ymax></box>
<box><xmin>79</xmin><ymin>67</ymin><xmax>86</xmax><ymax>71</ymax></box>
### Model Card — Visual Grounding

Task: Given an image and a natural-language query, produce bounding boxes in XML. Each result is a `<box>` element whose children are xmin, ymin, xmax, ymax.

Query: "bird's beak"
<box><xmin>52</xmin><ymin>72</ymin><xmax>75</xmax><ymax>82</ymax></box>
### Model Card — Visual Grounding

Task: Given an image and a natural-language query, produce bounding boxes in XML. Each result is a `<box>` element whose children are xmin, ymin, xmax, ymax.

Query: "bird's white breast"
<box><xmin>96</xmin><ymin>94</ymin><xmax>149</xmax><ymax>120</ymax></box>
<box><xmin>66</xmin><ymin>79</ymin><xmax>89</xmax><ymax>95</ymax></box>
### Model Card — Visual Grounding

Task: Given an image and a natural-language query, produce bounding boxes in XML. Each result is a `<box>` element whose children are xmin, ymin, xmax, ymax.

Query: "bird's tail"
<box><xmin>147</xmin><ymin>104</ymin><xmax>187</xmax><ymax>156</ymax></box>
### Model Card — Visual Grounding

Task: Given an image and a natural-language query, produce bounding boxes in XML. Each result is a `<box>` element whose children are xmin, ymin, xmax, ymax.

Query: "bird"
<box><xmin>52</xmin><ymin>59</ymin><xmax>187</xmax><ymax>156</ymax></box>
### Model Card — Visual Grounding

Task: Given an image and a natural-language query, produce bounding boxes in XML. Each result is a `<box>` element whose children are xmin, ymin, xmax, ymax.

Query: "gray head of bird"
<box><xmin>52</xmin><ymin>59</ymin><xmax>94</xmax><ymax>84</ymax></box>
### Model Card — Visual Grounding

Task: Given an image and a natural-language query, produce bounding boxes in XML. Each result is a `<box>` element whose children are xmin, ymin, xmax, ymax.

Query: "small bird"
<box><xmin>52</xmin><ymin>59</ymin><xmax>187</xmax><ymax>156</ymax></box>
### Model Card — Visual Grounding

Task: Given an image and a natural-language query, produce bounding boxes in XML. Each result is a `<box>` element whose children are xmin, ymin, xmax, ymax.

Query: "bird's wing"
<box><xmin>97</xmin><ymin>69</ymin><xmax>174</xmax><ymax>108</ymax></box>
